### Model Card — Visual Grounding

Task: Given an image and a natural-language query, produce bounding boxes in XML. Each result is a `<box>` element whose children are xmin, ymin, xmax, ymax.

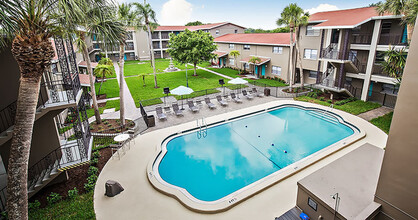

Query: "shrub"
<box><xmin>319</xmin><ymin>97</ymin><xmax>325</xmax><ymax>101</ymax></box>
<box><xmin>87</xmin><ymin>174</ymin><xmax>98</xmax><ymax>183</ymax></box>
<box><xmin>88</xmin><ymin>166</ymin><xmax>99</xmax><ymax>176</ymax></box>
<box><xmin>84</xmin><ymin>174</ymin><xmax>98</xmax><ymax>192</ymax></box>
<box><xmin>92</xmin><ymin>151</ymin><xmax>101</xmax><ymax>159</ymax></box>
<box><xmin>327</xmin><ymin>100</ymin><xmax>333</xmax><ymax>104</ymax></box>
<box><xmin>68</xmin><ymin>187</ymin><xmax>79</xmax><ymax>200</ymax></box>
<box><xmin>90</xmin><ymin>158</ymin><xmax>99</xmax><ymax>166</ymax></box>
<box><xmin>29</xmin><ymin>200</ymin><xmax>41</xmax><ymax>210</ymax></box>
<box><xmin>307</xmin><ymin>92</ymin><xmax>318</xmax><ymax>99</ymax></box>
<box><xmin>47</xmin><ymin>192</ymin><xmax>62</xmax><ymax>205</ymax></box>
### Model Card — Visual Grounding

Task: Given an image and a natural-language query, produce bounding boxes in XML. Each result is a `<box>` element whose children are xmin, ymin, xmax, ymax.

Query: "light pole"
<box><xmin>185</xmin><ymin>63</ymin><xmax>189</xmax><ymax>87</ymax></box>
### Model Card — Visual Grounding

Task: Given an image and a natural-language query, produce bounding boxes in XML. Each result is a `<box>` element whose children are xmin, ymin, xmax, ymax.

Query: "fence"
<box><xmin>347</xmin><ymin>86</ymin><xmax>397</xmax><ymax>108</ymax></box>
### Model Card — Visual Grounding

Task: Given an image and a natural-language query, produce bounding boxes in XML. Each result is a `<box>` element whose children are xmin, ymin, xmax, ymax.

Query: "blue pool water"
<box><xmin>158</xmin><ymin>106</ymin><xmax>354</xmax><ymax>202</ymax></box>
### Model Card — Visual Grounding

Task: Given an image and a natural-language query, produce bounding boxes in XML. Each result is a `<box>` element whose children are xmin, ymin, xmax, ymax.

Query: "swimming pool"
<box><xmin>149</xmin><ymin>104</ymin><xmax>362</xmax><ymax>211</ymax></box>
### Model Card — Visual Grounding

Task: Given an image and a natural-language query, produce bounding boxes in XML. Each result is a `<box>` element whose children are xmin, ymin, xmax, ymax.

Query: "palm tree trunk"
<box><xmin>193</xmin><ymin>63</ymin><xmax>197</xmax><ymax>76</ymax></box>
<box><xmin>98</xmin><ymin>79</ymin><xmax>104</xmax><ymax>95</ymax></box>
<box><xmin>81</xmin><ymin>33</ymin><xmax>102</xmax><ymax>124</ymax></box>
<box><xmin>289</xmin><ymin>26</ymin><xmax>294</xmax><ymax>89</ymax></box>
<box><xmin>7</xmin><ymin>76</ymin><xmax>42</xmax><ymax>220</ymax></box>
<box><xmin>119</xmin><ymin>43</ymin><xmax>126</xmax><ymax>126</ymax></box>
<box><xmin>295</xmin><ymin>27</ymin><xmax>304</xmax><ymax>88</ymax></box>
<box><xmin>407</xmin><ymin>23</ymin><xmax>414</xmax><ymax>44</ymax></box>
<box><xmin>146</xmin><ymin>23</ymin><xmax>158</xmax><ymax>88</ymax></box>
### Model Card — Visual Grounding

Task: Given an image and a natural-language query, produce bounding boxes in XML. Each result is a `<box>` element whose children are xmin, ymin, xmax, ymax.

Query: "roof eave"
<box><xmin>214</xmin><ymin>41</ymin><xmax>291</xmax><ymax>47</ymax></box>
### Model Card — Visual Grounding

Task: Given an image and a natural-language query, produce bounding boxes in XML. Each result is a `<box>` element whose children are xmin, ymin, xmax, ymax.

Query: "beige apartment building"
<box><xmin>298</xmin><ymin>7</ymin><xmax>407</xmax><ymax>104</ymax></box>
<box><xmin>214</xmin><ymin>33</ymin><xmax>293</xmax><ymax>82</ymax></box>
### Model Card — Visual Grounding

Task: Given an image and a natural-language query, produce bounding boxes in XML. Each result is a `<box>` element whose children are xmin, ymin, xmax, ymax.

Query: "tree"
<box><xmin>381</xmin><ymin>47</ymin><xmax>407</xmax><ymax>85</ymax></box>
<box><xmin>94</xmin><ymin>64</ymin><xmax>114</xmax><ymax>95</ymax></box>
<box><xmin>168</xmin><ymin>29</ymin><xmax>217</xmax><ymax>76</ymax></box>
<box><xmin>0</xmin><ymin>0</ymin><xmax>86</xmax><ymax>218</ymax></box>
<box><xmin>377</xmin><ymin>0</ymin><xmax>418</xmax><ymax>42</ymax></box>
<box><xmin>134</xmin><ymin>2</ymin><xmax>159</xmax><ymax>88</ymax></box>
<box><xmin>249</xmin><ymin>56</ymin><xmax>262</xmax><ymax>77</ymax></box>
<box><xmin>74</xmin><ymin>2</ymin><xmax>125</xmax><ymax>125</ymax></box>
<box><xmin>229</xmin><ymin>50</ymin><xmax>240</xmax><ymax>69</ymax></box>
<box><xmin>277</xmin><ymin>3</ymin><xmax>309</xmax><ymax>88</ymax></box>
<box><xmin>245</xmin><ymin>27</ymin><xmax>290</xmax><ymax>33</ymax></box>
<box><xmin>186</xmin><ymin>21</ymin><xmax>204</xmax><ymax>26</ymax></box>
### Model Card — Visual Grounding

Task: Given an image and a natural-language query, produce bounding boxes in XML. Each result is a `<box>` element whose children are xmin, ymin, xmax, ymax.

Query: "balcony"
<box><xmin>320</xmin><ymin>44</ymin><xmax>360</xmax><ymax>74</ymax></box>
<box><xmin>379</xmin><ymin>34</ymin><xmax>408</xmax><ymax>46</ymax></box>
<box><xmin>153</xmin><ymin>42</ymin><xmax>161</xmax><ymax>49</ymax></box>
<box><xmin>351</xmin><ymin>33</ymin><xmax>372</xmax><ymax>45</ymax></box>
<box><xmin>162</xmin><ymin>41</ymin><xmax>169</xmax><ymax>49</ymax></box>
<box><xmin>151</xmin><ymin>32</ymin><xmax>160</xmax><ymax>40</ymax></box>
<box><xmin>161</xmin><ymin>32</ymin><xmax>170</xmax><ymax>39</ymax></box>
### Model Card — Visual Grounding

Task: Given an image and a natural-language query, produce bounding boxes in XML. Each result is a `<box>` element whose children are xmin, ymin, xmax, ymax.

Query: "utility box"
<box><xmin>264</xmin><ymin>88</ymin><xmax>271</xmax><ymax>96</ymax></box>
<box><xmin>147</xmin><ymin>115</ymin><xmax>155</xmax><ymax>127</ymax></box>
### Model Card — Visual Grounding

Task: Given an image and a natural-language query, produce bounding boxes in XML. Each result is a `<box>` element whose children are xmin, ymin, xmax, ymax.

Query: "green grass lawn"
<box><xmin>125</xmin><ymin>69</ymin><xmax>228</xmax><ymax>107</ymax></box>
<box><xmin>124</xmin><ymin>59</ymin><xmax>186</xmax><ymax>76</ymax></box>
<box><xmin>28</xmin><ymin>191</ymin><xmax>95</xmax><ymax>219</ymax></box>
<box><xmin>208</xmin><ymin>67</ymin><xmax>241</xmax><ymax>78</ymax></box>
<box><xmin>95</xmin><ymin>79</ymin><xmax>119</xmax><ymax>98</ymax></box>
<box><xmin>295</xmin><ymin>96</ymin><xmax>381</xmax><ymax>115</ymax></box>
<box><xmin>86</xmin><ymin>99</ymin><xmax>120</xmax><ymax>119</ymax></box>
<box><xmin>197</xmin><ymin>61</ymin><xmax>212</xmax><ymax>68</ymax></box>
<box><xmin>370</xmin><ymin>112</ymin><xmax>393</xmax><ymax>134</ymax></box>
<box><xmin>255</xmin><ymin>78</ymin><xmax>288</xmax><ymax>87</ymax></box>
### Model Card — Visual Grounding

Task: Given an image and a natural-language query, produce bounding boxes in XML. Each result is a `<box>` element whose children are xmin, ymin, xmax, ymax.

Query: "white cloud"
<box><xmin>160</xmin><ymin>0</ymin><xmax>193</xmax><ymax>25</ymax></box>
<box><xmin>306</xmin><ymin>4</ymin><xmax>339</xmax><ymax>15</ymax></box>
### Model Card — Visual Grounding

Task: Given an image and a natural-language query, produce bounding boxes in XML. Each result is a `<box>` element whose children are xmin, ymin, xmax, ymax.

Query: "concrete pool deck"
<box><xmin>94</xmin><ymin>100</ymin><xmax>388</xmax><ymax>220</ymax></box>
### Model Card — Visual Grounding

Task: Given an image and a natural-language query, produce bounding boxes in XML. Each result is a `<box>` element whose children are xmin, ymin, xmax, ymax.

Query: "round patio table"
<box><xmin>114</xmin><ymin>133</ymin><xmax>130</xmax><ymax>143</ymax></box>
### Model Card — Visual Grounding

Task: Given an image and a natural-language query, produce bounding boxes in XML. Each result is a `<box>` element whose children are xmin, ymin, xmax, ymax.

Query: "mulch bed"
<box><xmin>97</xmin><ymin>94</ymin><xmax>107</xmax><ymax>100</ymax></box>
<box><xmin>89</xmin><ymin>119</ymin><xmax>134</xmax><ymax>133</ymax></box>
<box><xmin>98</xmin><ymin>102</ymin><xmax>106</xmax><ymax>108</ymax></box>
<box><xmin>29</xmin><ymin>147</ymin><xmax>113</xmax><ymax>208</ymax></box>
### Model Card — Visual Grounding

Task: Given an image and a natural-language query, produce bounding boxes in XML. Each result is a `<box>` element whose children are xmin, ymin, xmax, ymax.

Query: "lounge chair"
<box><xmin>230</xmin><ymin>93</ymin><xmax>242</xmax><ymax>103</ymax></box>
<box><xmin>216</xmin><ymin>95</ymin><xmax>228</xmax><ymax>106</ymax></box>
<box><xmin>252</xmin><ymin>87</ymin><xmax>264</xmax><ymax>97</ymax></box>
<box><xmin>205</xmin><ymin>98</ymin><xmax>216</xmax><ymax>109</ymax></box>
<box><xmin>242</xmin><ymin>90</ymin><xmax>254</xmax><ymax>100</ymax></box>
<box><xmin>188</xmin><ymin>100</ymin><xmax>199</xmax><ymax>112</ymax></box>
<box><xmin>172</xmin><ymin>103</ymin><xmax>183</xmax><ymax>116</ymax></box>
<box><xmin>163</xmin><ymin>106</ymin><xmax>171</xmax><ymax>114</ymax></box>
<box><xmin>155</xmin><ymin>107</ymin><xmax>167</xmax><ymax>120</ymax></box>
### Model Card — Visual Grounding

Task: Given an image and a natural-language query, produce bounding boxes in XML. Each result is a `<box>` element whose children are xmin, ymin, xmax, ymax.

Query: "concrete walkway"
<box><xmin>358</xmin><ymin>106</ymin><xmax>393</xmax><ymax>121</ymax></box>
<box><xmin>196</xmin><ymin>66</ymin><xmax>234</xmax><ymax>79</ymax></box>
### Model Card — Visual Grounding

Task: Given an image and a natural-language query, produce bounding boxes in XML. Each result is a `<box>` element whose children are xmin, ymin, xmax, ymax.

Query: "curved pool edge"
<box><xmin>146</xmin><ymin>101</ymin><xmax>367</xmax><ymax>213</ymax></box>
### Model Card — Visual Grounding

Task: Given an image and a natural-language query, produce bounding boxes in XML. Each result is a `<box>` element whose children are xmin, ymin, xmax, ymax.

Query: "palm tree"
<box><xmin>249</xmin><ymin>56</ymin><xmax>262</xmax><ymax>77</ymax></box>
<box><xmin>277</xmin><ymin>3</ymin><xmax>309</xmax><ymax>88</ymax></box>
<box><xmin>74</xmin><ymin>2</ymin><xmax>125</xmax><ymax>125</ymax></box>
<box><xmin>381</xmin><ymin>46</ymin><xmax>407</xmax><ymax>85</ymax></box>
<box><xmin>0</xmin><ymin>0</ymin><xmax>84</xmax><ymax>218</ymax></box>
<box><xmin>134</xmin><ymin>2</ymin><xmax>159</xmax><ymax>88</ymax></box>
<box><xmin>229</xmin><ymin>50</ymin><xmax>240</xmax><ymax>70</ymax></box>
<box><xmin>94</xmin><ymin>63</ymin><xmax>114</xmax><ymax>95</ymax></box>
<box><xmin>377</xmin><ymin>0</ymin><xmax>417</xmax><ymax>42</ymax></box>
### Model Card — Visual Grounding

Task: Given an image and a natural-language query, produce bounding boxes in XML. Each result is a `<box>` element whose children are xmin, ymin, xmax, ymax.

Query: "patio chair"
<box><xmin>196</xmin><ymin>100</ymin><xmax>203</xmax><ymax>107</ymax></box>
<box><xmin>216</xmin><ymin>95</ymin><xmax>228</xmax><ymax>106</ymax></box>
<box><xmin>242</xmin><ymin>90</ymin><xmax>254</xmax><ymax>100</ymax></box>
<box><xmin>230</xmin><ymin>93</ymin><xmax>242</xmax><ymax>103</ymax></box>
<box><xmin>205</xmin><ymin>97</ymin><xmax>216</xmax><ymax>109</ymax></box>
<box><xmin>172</xmin><ymin>103</ymin><xmax>184</xmax><ymax>116</ymax></box>
<box><xmin>188</xmin><ymin>100</ymin><xmax>199</xmax><ymax>112</ymax></box>
<box><xmin>252</xmin><ymin>87</ymin><xmax>264</xmax><ymax>97</ymax></box>
<box><xmin>155</xmin><ymin>107</ymin><xmax>167</xmax><ymax>120</ymax></box>
<box><xmin>163</xmin><ymin>106</ymin><xmax>172</xmax><ymax>115</ymax></box>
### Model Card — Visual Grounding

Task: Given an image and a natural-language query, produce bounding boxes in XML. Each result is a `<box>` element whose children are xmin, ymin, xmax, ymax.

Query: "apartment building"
<box><xmin>214</xmin><ymin>33</ymin><xmax>294</xmax><ymax>82</ymax></box>
<box><xmin>0</xmin><ymin>38</ymin><xmax>92</xmax><ymax>211</ymax></box>
<box><xmin>298</xmin><ymin>7</ymin><xmax>407</xmax><ymax>102</ymax></box>
<box><xmin>150</xmin><ymin>22</ymin><xmax>246</xmax><ymax>59</ymax></box>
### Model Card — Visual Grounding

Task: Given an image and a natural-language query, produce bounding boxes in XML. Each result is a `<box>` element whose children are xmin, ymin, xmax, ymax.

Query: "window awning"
<box><xmin>78</xmin><ymin>61</ymin><xmax>98</xmax><ymax>69</ymax></box>
<box><xmin>240</xmin><ymin>57</ymin><xmax>271</xmax><ymax>66</ymax></box>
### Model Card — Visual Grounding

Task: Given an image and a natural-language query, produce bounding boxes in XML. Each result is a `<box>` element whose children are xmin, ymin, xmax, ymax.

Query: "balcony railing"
<box><xmin>351</xmin><ymin>33</ymin><xmax>372</xmax><ymax>45</ymax></box>
<box><xmin>38</xmin><ymin>78</ymin><xmax>80</xmax><ymax>108</ymax></box>
<box><xmin>379</xmin><ymin>34</ymin><xmax>408</xmax><ymax>46</ymax></box>
<box><xmin>161</xmin><ymin>32</ymin><xmax>170</xmax><ymax>39</ymax></box>
<box><xmin>151</xmin><ymin>32</ymin><xmax>159</xmax><ymax>39</ymax></box>
<box><xmin>320</xmin><ymin>46</ymin><xmax>360</xmax><ymax>70</ymax></box>
<box><xmin>0</xmin><ymin>101</ymin><xmax>17</xmax><ymax>134</ymax></box>
<box><xmin>125</xmin><ymin>46</ymin><xmax>135</xmax><ymax>51</ymax></box>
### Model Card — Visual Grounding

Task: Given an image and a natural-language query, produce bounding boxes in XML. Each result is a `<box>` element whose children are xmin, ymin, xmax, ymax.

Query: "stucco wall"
<box><xmin>0</xmin><ymin>46</ymin><xmax>20</xmax><ymax>110</ymax></box>
<box><xmin>208</xmin><ymin>23</ymin><xmax>245</xmax><ymax>37</ymax></box>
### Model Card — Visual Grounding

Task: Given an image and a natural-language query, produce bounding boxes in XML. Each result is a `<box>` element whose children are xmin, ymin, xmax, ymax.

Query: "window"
<box><xmin>381</xmin><ymin>22</ymin><xmax>392</xmax><ymax>34</ymax></box>
<box><xmin>309</xmin><ymin>71</ymin><xmax>318</xmax><ymax>78</ymax></box>
<box><xmin>229</xmin><ymin>58</ymin><xmax>235</xmax><ymax>66</ymax></box>
<box><xmin>244</xmin><ymin>44</ymin><xmax>251</xmax><ymax>50</ymax></box>
<box><xmin>304</xmin><ymin>49</ymin><xmax>318</xmax><ymax>60</ymax></box>
<box><xmin>273</xmin><ymin>46</ymin><xmax>283</xmax><ymax>54</ymax></box>
<box><xmin>306</xmin><ymin>25</ymin><xmax>320</xmax><ymax>36</ymax></box>
<box><xmin>235</xmin><ymin>29</ymin><xmax>238</xmax><ymax>33</ymax></box>
<box><xmin>272</xmin><ymin>66</ymin><xmax>281</xmax><ymax>75</ymax></box>
<box><xmin>216</xmin><ymin>29</ymin><xmax>220</xmax><ymax>35</ymax></box>
<box><xmin>244</xmin><ymin>63</ymin><xmax>249</xmax><ymax>69</ymax></box>
<box><xmin>229</xmin><ymin>44</ymin><xmax>235</xmax><ymax>49</ymax></box>
<box><xmin>129</xmin><ymin>52</ymin><xmax>135</xmax><ymax>57</ymax></box>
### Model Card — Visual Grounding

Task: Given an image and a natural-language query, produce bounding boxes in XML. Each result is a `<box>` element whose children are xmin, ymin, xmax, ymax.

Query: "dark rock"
<box><xmin>105</xmin><ymin>180</ymin><xmax>124</xmax><ymax>197</ymax></box>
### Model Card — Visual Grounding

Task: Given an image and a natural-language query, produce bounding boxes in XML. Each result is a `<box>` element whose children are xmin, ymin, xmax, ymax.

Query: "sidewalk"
<box><xmin>196</xmin><ymin>66</ymin><xmax>234</xmax><ymax>79</ymax></box>
<box><xmin>358</xmin><ymin>106</ymin><xmax>393</xmax><ymax>121</ymax></box>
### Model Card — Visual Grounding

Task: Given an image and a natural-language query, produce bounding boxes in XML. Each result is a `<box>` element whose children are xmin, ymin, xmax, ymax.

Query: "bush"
<box><xmin>87</xmin><ymin>174</ymin><xmax>98</xmax><ymax>183</ymax></box>
<box><xmin>92</xmin><ymin>151</ymin><xmax>101</xmax><ymax>159</ymax></box>
<box><xmin>29</xmin><ymin>200</ymin><xmax>41</xmax><ymax>210</ymax></box>
<box><xmin>88</xmin><ymin>166</ymin><xmax>99</xmax><ymax>176</ymax></box>
<box><xmin>319</xmin><ymin>97</ymin><xmax>325</xmax><ymax>101</ymax></box>
<box><xmin>68</xmin><ymin>187</ymin><xmax>79</xmax><ymax>200</ymax></box>
<box><xmin>90</xmin><ymin>157</ymin><xmax>99</xmax><ymax>166</ymax></box>
<box><xmin>327</xmin><ymin>100</ymin><xmax>333</xmax><ymax>104</ymax></box>
<box><xmin>47</xmin><ymin>192</ymin><xmax>62</xmax><ymax>205</ymax></box>
<box><xmin>335</xmin><ymin>97</ymin><xmax>358</xmax><ymax>106</ymax></box>
<box><xmin>307</xmin><ymin>92</ymin><xmax>318</xmax><ymax>99</ymax></box>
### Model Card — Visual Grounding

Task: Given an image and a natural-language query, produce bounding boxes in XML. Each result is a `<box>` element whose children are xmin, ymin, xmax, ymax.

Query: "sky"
<box><xmin>119</xmin><ymin>0</ymin><xmax>380</xmax><ymax>29</ymax></box>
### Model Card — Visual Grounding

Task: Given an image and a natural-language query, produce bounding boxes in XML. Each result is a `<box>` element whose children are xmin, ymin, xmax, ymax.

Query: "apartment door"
<box><xmin>295</xmin><ymin>69</ymin><xmax>301</xmax><ymax>84</ymax></box>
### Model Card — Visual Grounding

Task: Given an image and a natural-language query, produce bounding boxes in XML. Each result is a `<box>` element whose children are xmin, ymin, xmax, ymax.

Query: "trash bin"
<box><xmin>147</xmin><ymin>115</ymin><xmax>155</xmax><ymax>127</ymax></box>
<box><xmin>264</xmin><ymin>88</ymin><xmax>271</xmax><ymax>96</ymax></box>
